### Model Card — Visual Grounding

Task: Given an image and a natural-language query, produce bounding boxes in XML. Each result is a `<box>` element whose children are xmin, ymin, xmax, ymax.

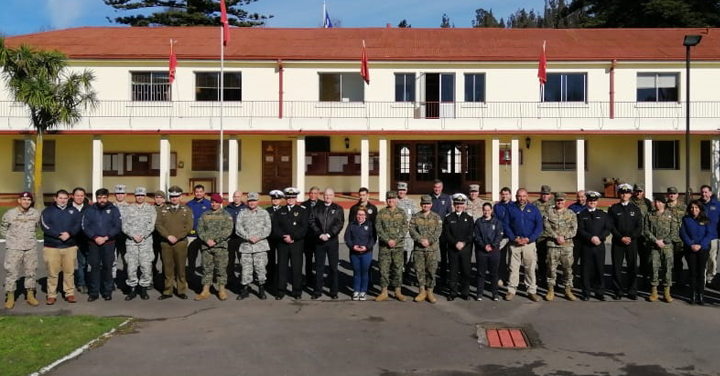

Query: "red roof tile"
<box><xmin>5</xmin><ymin>27</ymin><xmax>720</xmax><ymax>62</ymax></box>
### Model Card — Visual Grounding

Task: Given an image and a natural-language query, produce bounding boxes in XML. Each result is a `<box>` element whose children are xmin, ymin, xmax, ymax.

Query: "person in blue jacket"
<box><xmin>699</xmin><ymin>185</ymin><xmax>720</xmax><ymax>285</ymax></box>
<box><xmin>345</xmin><ymin>207</ymin><xmax>375</xmax><ymax>301</ymax></box>
<box><xmin>474</xmin><ymin>202</ymin><xmax>504</xmax><ymax>301</ymax></box>
<box><xmin>82</xmin><ymin>188</ymin><xmax>122</xmax><ymax>302</ymax></box>
<box><xmin>680</xmin><ymin>200</ymin><xmax>713</xmax><ymax>305</ymax></box>
<box><xmin>186</xmin><ymin>184</ymin><xmax>211</xmax><ymax>280</ymax></box>
<box><xmin>502</xmin><ymin>188</ymin><xmax>543</xmax><ymax>302</ymax></box>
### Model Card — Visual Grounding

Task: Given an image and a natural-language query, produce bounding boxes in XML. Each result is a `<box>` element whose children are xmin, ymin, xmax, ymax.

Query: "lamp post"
<box><xmin>684</xmin><ymin>34</ymin><xmax>702</xmax><ymax>204</ymax></box>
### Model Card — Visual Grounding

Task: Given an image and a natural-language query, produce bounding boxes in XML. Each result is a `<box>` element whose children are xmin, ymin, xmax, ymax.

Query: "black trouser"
<box><xmin>611</xmin><ymin>241</ymin><xmax>638</xmax><ymax>295</ymax></box>
<box><xmin>115</xmin><ymin>233</ymin><xmax>126</xmax><ymax>269</ymax></box>
<box><xmin>536</xmin><ymin>239</ymin><xmax>548</xmax><ymax>287</ymax></box>
<box><xmin>267</xmin><ymin>240</ymin><xmax>277</xmax><ymax>288</ymax></box>
<box><xmin>637</xmin><ymin>237</ymin><xmax>650</xmax><ymax>288</ymax></box>
<box><xmin>88</xmin><ymin>241</ymin><xmax>116</xmax><ymax>297</ymax></box>
<box><xmin>438</xmin><ymin>234</ymin><xmax>448</xmax><ymax>286</ymax></box>
<box><xmin>686</xmin><ymin>248</ymin><xmax>709</xmax><ymax>296</ymax></box>
<box><xmin>277</xmin><ymin>241</ymin><xmax>304</xmax><ymax>295</ymax></box>
<box><xmin>314</xmin><ymin>239</ymin><xmax>339</xmax><ymax>295</ymax></box>
<box><xmin>187</xmin><ymin>237</ymin><xmax>203</xmax><ymax>274</ymax></box>
<box><xmin>227</xmin><ymin>237</ymin><xmax>242</xmax><ymax>287</ymax></box>
<box><xmin>448</xmin><ymin>244</ymin><xmax>472</xmax><ymax>296</ymax></box>
<box><xmin>476</xmin><ymin>247</ymin><xmax>500</xmax><ymax>296</ymax></box>
<box><xmin>672</xmin><ymin>241</ymin><xmax>685</xmax><ymax>286</ymax></box>
<box><xmin>152</xmin><ymin>232</ymin><xmax>163</xmax><ymax>274</ymax></box>
<box><xmin>582</xmin><ymin>244</ymin><xmax>606</xmax><ymax>295</ymax></box>
<box><xmin>304</xmin><ymin>240</ymin><xmax>315</xmax><ymax>286</ymax></box>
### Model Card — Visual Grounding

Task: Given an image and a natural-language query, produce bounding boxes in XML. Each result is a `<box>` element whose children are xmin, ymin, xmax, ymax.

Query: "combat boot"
<box><xmin>426</xmin><ymin>288</ymin><xmax>437</xmax><ymax>304</ymax></box>
<box><xmin>565</xmin><ymin>286</ymin><xmax>576</xmax><ymax>301</ymax></box>
<box><xmin>648</xmin><ymin>286</ymin><xmax>659</xmax><ymax>302</ymax></box>
<box><xmin>394</xmin><ymin>287</ymin><xmax>407</xmax><ymax>302</ymax></box>
<box><xmin>194</xmin><ymin>285</ymin><xmax>211</xmax><ymax>301</ymax></box>
<box><xmin>218</xmin><ymin>285</ymin><xmax>228</xmax><ymax>301</ymax></box>
<box><xmin>258</xmin><ymin>284</ymin><xmax>267</xmax><ymax>300</ymax></box>
<box><xmin>4</xmin><ymin>292</ymin><xmax>15</xmax><ymax>309</ymax></box>
<box><xmin>139</xmin><ymin>287</ymin><xmax>149</xmax><ymax>300</ymax></box>
<box><xmin>664</xmin><ymin>286</ymin><xmax>673</xmax><ymax>303</ymax></box>
<box><xmin>26</xmin><ymin>289</ymin><xmax>39</xmax><ymax>306</ymax></box>
<box><xmin>545</xmin><ymin>286</ymin><xmax>554</xmax><ymax>301</ymax></box>
<box><xmin>375</xmin><ymin>287</ymin><xmax>389</xmax><ymax>302</ymax></box>
<box><xmin>414</xmin><ymin>287</ymin><xmax>427</xmax><ymax>302</ymax></box>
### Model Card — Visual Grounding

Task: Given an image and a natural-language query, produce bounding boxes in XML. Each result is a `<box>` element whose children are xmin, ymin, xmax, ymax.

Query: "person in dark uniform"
<box><xmin>608</xmin><ymin>183</ymin><xmax>643</xmax><ymax>300</ymax></box>
<box><xmin>225</xmin><ymin>191</ymin><xmax>247</xmax><ymax>290</ymax></box>
<box><xmin>430</xmin><ymin>179</ymin><xmax>452</xmax><ymax>288</ymax></box>
<box><xmin>266</xmin><ymin>190</ymin><xmax>285</xmax><ymax>291</ymax></box>
<box><xmin>186</xmin><ymin>184</ymin><xmax>211</xmax><ymax>282</ymax></box>
<box><xmin>349</xmin><ymin>187</ymin><xmax>378</xmax><ymax>228</ymax></box>
<box><xmin>302</xmin><ymin>186</ymin><xmax>322</xmax><ymax>288</ymax></box>
<box><xmin>443</xmin><ymin>193</ymin><xmax>474</xmax><ymax>300</ymax></box>
<box><xmin>309</xmin><ymin>187</ymin><xmax>345</xmax><ymax>299</ymax></box>
<box><xmin>576</xmin><ymin>191</ymin><xmax>612</xmax><ymax>301</ymax></box>
<box><xmin>274</xmin><ymin>187</ymin><xmax>310</xmax><ymax>300</ymax></box>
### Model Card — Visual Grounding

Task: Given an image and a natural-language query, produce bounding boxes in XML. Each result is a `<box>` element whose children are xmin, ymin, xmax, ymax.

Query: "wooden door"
<box><xmin>262</xmin><ymin>141</ymin><xmax>293</xmax><ymax>193</ymax></box>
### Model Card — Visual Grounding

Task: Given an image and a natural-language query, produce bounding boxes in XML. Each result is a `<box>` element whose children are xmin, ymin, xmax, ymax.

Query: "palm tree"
<box><xmin>0</xmin><ymin>38</ymin><xmax>97</xmax><ymax>207</ymax></box>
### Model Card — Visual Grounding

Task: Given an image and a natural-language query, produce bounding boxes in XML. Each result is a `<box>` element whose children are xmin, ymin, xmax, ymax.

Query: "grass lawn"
<box><xmin>0</xmin><ymin>315</ymin><xmax>128</xmax><ymax>376</ymax></box>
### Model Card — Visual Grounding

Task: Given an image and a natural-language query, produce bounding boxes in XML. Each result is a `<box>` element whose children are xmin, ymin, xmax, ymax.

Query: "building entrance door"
<box><xmin>262</xmin><ymin>141</ymin><xmax>292</xmax><ymax>193</ymax></box>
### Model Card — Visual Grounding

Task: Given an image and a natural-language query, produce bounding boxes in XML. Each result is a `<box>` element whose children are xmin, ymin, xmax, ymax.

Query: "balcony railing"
<box><xmin>0</xmin><ymin>100</ymin><xmax>717</xmax><ymax>119</ymax></box>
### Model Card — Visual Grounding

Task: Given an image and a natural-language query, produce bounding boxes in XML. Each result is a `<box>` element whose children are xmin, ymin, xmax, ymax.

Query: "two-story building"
<box><xmin>2</xmin><ymin>27</ymin><xmax>720</xmax><ymax>202</ymax></box>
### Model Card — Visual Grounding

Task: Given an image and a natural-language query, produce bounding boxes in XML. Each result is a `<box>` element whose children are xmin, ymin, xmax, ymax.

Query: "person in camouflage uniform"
<box><xmin>644</xmin><ymin>197</ymin><xmax>679</xmax><ymax>303</ymax></box>
<box><xmin>375</xmin><ymin>191</ymin><xmax>409</xmax><ymax>302</ymax></box>
<box><xmin>631</xmin><ymin>183</ymin><xmax>653</xmax><ymax>289</ymax></box>
<box><xmin>543</xmin><ymin>192</ymin><xmax>578</xmax><ymax>301</ymax></box>
<box><xmin>465</xmin><ymin>185</ymin><xmax>486</xmax><ymax>221</ymax></box>
<box><xmin>195</xmin><ymin>194</ymin><xmax>234</xmax><ymax>301</ymax></box>
<box><xmin>534</xmin><ymin>185</ymin><xmax>554</xmax><ymax>287</ymax></box>
<box><xmin>409</xmin><ymin>195</ymin><xmax>443</xmax><ymax>303</ymax></box>
<box><xmin>396</xmin><ymin>182</ymin><xmax>418</xmax><ymax>283</ymax></box>
<box><xmin>2</xmin><ymin>192</ymin><xmax>40</xmax><ymax>309</ymax></box>
<box><xmin>665</xmin><ymin>186</ymin><xmax>686</xmax><ymax>285</ymax></box>
<box><xmin>235</xmin><ymin>192</ymin><xmax>272</xmax><ymax>300</ymax></box>
<box><xmin>122</xmin><ymin>187</ymin><xmax>157</xmax><ymax>301</ymax></box>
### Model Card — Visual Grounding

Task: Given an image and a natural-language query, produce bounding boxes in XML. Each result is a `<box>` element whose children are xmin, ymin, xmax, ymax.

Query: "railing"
<box><xmin>1</xmin><ymin>100</ymin><xmax>718</xmax><ymax>119</ymax></box>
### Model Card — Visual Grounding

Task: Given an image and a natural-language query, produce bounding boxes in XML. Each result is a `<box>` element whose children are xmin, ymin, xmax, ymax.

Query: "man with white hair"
<box><xmin>309</xmin><ymin>188</ymin><xmax>345</xmax><ymax>299</ymax></box>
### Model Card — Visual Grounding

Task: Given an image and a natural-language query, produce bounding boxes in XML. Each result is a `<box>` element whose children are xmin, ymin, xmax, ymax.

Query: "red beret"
<box><xmin>19</xmin><ymin>191</ymin><xmax>33</xmax><ymax>200</ymax></box>
<box><xmin>210</xmin><ymin>193</ymin><xmax>223</xmax><ymax>204</ymax></box>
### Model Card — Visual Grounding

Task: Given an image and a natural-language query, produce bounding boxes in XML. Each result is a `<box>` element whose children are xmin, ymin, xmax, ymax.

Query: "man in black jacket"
<box><xmin>443</xmin><ymin>193</ymin><xmax>474</xmax><ymax>300</ymax></box>
<box><xmin>577</xmin><ymin>191</ymin><xmax>613</xmax><ymax>301</ymax></box>
<box><xmin>71</xmin><ymin>187</ymin><xmax>90</xmax><ymax>294</ymax></box>
<box><xmin>82</xmin><ymin>188</ymin><xmax>122</xmax><ymax>302</ymax></box>
<box><xmin>273</xmin><ymin>187</ymin><xmax>310</xmax><ymax>300</ymax></box>
<box><xmin>608</xmin><ymin>183</ymin><xmax>643</xmax><ymax>300</ymax></box>
<box><xmin>302</xmin><ymin>186</ymin><xmax>322</xmax><ymax>288</ymax></box>
<box><xmin>310</xmin><ymin>188</ymin><xmax>345</xmax><ymax>299</ymax></box>
<box><xmin>266</xmin><ymin>190</ymin><xmax>285</xmax><ymax>291</ymax></box>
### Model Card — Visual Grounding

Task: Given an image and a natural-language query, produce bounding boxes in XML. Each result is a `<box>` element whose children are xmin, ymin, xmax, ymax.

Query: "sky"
<box><xmin>0</xmin><ymin>0</ymin><xmax>546</xmax><ymax>36</ymax></box>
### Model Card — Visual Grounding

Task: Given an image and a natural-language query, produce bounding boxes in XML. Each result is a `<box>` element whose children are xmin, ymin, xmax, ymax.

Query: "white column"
<box><xmin>228</xmin><ymin>136</ymin><xmax>239</xmax><ymax>196</ymax></box>
<box><xmin>23</xmin><ymin>135</ymin><xmax>35</xmax><ymax>192</ymax></box>
<box><xmin>576</xmin><ymin>138</ymin><xmax>586</xmax><ymax>192</ymax></box>
<box><xmin>644</xmin><ymin>138</ymin><xmax>653</xmax><ymax>200</ymax></box>
<box><xmin>491</xmin><ymin>138</ymin><xmax>500</xmax><ymax>202</ymax></box>
<box><xmin>92</xmin><ymin>136</ymin><xmax>103</xmax><ymax>199</ymax></box>
<box><xmin>159</xmin><ymin>136</ymin><xmax>171</xmax><ymax>193</ymax></box>
<box><xmin>712</xmin><ymin>138</ymin><xmax>720</xmax><ymax>195</ymax></box>
<box><xmin>295</xmin><ymin>136</ymin><xmax>306</xmax><ymax>202</ymax></box>
<box><xmin>378</xmin><ymin>138</ymin><xmax>388</xmax><ymax>202</ymax></box>
<box><xmin>511</xmin><ymin>138</ymin><xmax>520</xmax><ymax>195</ymax></box>
<box><xmin>361</xmin><ymin>137</ymin><xmax>370</xmax><ymax>190</ymax></box>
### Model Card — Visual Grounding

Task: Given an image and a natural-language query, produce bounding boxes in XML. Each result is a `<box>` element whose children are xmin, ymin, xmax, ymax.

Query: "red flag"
<box><xmin>537</xmin><ymin>40</ymin><xmax>547</xmax><ymax>85</ymax></box>
<box><xmin>361</xmin><ymin>40</ymin><xmax>370</xmax><ymax>84</ymax></box>
<box><xmin>169</xmin><ymin>41</ymin><xmax>177</xmax><ymax>84</ymax></box>
<box><xmin>220</xmin><ymin>0</ymin><xmax>230</xmax><ymax>46</ymax></box>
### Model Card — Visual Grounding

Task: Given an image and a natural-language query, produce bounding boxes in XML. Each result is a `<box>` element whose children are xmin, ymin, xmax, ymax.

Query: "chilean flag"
<box><xmin>538</xmin><ymin>40</ymin><xmax>547</xmax><ymax>85</ymax></box>
<box><xmin>169</xmin><ymin>42</ymin><xmax>177</xmax><ymax>84</ymax></box>
<box><xmin>361</xmin><ymin>40</ymin><xmax>369</xmax><ymax>84</ymax></box>
<box><xmin>220</xmin><ymin>0</ymin><xmax>230</xmax><ymax>46</ymax></box>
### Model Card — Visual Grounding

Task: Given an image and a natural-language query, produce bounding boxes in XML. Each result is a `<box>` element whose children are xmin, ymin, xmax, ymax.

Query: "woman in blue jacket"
<box><xmin>474</xmin><ymin>203</ymin><xmax>504</xmax><ymax>301</ymax></box>
<box><xmin>344</xmin><ymin>207</ymin><xmax>375</xmax><ymax>301</ymax></box>
<box><xmin>680</xmin><ymin>200</ymin><xmax>713</xmax><ymax>305</ymax></box>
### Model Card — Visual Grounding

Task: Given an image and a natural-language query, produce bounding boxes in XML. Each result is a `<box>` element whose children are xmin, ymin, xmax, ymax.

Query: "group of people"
<box><xmin>2</xmin><ymin>179</ymin><xmax>719</xmax><ymax>309</ymax></box>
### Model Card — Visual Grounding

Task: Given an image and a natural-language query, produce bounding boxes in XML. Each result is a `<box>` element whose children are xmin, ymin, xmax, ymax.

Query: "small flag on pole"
<box><xmin>361</xmin><ymin>40</ymin><xmax>369</xmax><ymax>84</ymax></box>
<box><xmin>169</xmin><ymin>40</ymin><xmax>177</xmax><ymax>84</ymax></box>
<box><xmin>220</xmin><ymin>0</ymin><xmax>230</xmax><ymax>46</ymax></box>
<box><xmin>323</xmin><ymin>2</ymin><xmax>333</xmax><ymax>28</ymax></box>
<box><xmin>538</xmin><ymin>40</ymin><xmax>547</xmax><ymax>85</ymax></box>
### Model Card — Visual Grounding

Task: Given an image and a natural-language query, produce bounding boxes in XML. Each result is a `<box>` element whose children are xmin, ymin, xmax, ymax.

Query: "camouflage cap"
<box><xmin>554</xmin><ymin>192</ymin><xmax>567</xmax><ymax>200</ymax></box>
<box><xmin>154</xmin><ymin>190</ymin><xmax>166</xmax><ymax>199</ymax></box>
<box><xmin>397</xmin><ymin>182</ymin><xmax>408</xmax><ymax>191</ymax></box>
<box><xmin>168</xmin><ymin>185</ymin><xmax>183</xmax><ymax>197</ymax></box>
<box><xmin>386</xmin><ymin>190</ymin><xmax>398</xmax><ymax>199</ymax></box>
<box><xmin>469</xmin><ymin>184</ymin><xmax>480</xmax><ymax>192</ymax></box>
<box><xmin>115</xmin><ymin>184</ymin><xmax>126</xmax><ymax>194</ymax></box>
<box><xmin>420</xmin><ymin>195</ymin><xmax>433</xmax><ymax>205</ymax></box>
<box><xmin>452</xmin><ymin>193</ymin><xmax>468</xmax><ymax>205</ymax></box>
<box><xmin>585</xmin><ymin>191</ymin><xmax>602</xmax><ymax>201</ymax></box>
<box><xmin>618</xmin><ymin>183</ymin><xmax>633</xmax><ymax>194</ymax></box>
<box><xmin>655</xmin><ymin>196</ymin><xmax>669</xmax><ymax>204</ymax></box>
<box><xmin>134</xmin><ymin>187</ymin><xmax>147</xmax><ymax>196</ymax></box>
<box><xmin>667</xmin><ymin>187</ymin><xmax>678</xmax><ymax>194</ymax></box>
<box><xmin>633</xmin><ymin>183</ymin><xmax>645</xmax><ymax>192</ymax></box>
<box><xmin>247</xmin><ymin>192</ymin><xmax>260</xmax><ymax>201</ymax></box>
<box><xmin>540</xmin><ymin>185</ymin><xmax>552</xmax><ymax>194</ymax></box>
<box><xmin>269</xmin><ymin>189</ymin><xmax>285</xmax><ymax>199</ymax></box>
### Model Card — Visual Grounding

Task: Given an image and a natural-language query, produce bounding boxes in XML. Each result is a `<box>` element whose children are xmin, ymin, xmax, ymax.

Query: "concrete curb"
<box><xmin>30</xmin><ymin>318</ymin><xmax>132</xmax><ymax>376</ymax></box>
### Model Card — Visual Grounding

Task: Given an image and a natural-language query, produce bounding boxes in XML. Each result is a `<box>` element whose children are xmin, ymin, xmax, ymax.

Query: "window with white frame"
<box><xmin>195</xmin><ymin>72</ymin><xmax>242</xmax><ymax>101</ymax></box>
<box><xmin>542</xmin><ymin>140</ymin><xmax>588</xmax><ymax>171</ymax></box>
<box><xmin>319</xmin><ymin>73</ymin><xmax>364</xmax><ymax>102</ymax></box>
<box><xmin>464</xmin><ymin>73</ymin><xmax>486</xmax><ymax>102</ymax></box>
<box><xmin>395</xmin><ymin>73</ymin><xmax>415</xmax><ymax>102</ymax></box>
<box><xmin>637</xmin><ymin>140</ymin><xmax>679</xmax><ymax>170</ymax></box>
<box><xmin>636</xmin><ymin>73</ymin><xmax>679</xmax><ymax>102</ymax></box>
<box><xmin>131</xmin><ymin>72</ymin><xmax>170</xmax><ymax>101</ymax></box>
<box><xmin>543</xmin><ymin>73</ymin><xmax>587</xmax><ymax>102</ymax></box>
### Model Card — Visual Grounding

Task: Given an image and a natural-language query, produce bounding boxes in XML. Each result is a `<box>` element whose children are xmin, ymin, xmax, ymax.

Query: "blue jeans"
<box><xmin>350</xmin><ymin>251</ymin><xmax>372</xmax><ymax>293</ymax></box>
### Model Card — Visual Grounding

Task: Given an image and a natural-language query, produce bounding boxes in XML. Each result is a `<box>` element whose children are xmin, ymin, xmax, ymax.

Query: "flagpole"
<box><xmin>323</xmin><ymin>1</ymin><xmax>326</xmax><ymax>25</ymax></box>
<box><xmin>219</xmin><ymin>25</ymin><xmax>225</xmax><ymax>201</ymax></box>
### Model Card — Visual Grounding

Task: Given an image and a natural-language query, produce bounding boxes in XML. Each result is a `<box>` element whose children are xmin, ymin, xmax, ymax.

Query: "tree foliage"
<box><xmin>0</xmin><ymin>38</ymin><xmax>97</xmax><ymax>205</ymax></box>
<box><xmin>472</xmin><ymin>9</ymin><xmax>504</xmax><ymax>28</ymax></box>
<box><xmin>440</xmin><ymin>14</ymin><xmax>454</xmax><ymax>28</ymax></box>
<box><xmin>104</xmin><ymin>0</ymin><xmax>272</xmax><ymax>27</ymax></box>
<box><xmin>397</xmin><ymin>19</ymin><xmax>411</xmax><ymax>28</ymax></box>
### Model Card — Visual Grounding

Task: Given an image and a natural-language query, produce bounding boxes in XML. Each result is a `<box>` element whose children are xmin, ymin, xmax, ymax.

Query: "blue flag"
<box><xmin>324</xmin><ymin>9</ymin><xmax>333</xmax><ymax>28</ymax></box>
